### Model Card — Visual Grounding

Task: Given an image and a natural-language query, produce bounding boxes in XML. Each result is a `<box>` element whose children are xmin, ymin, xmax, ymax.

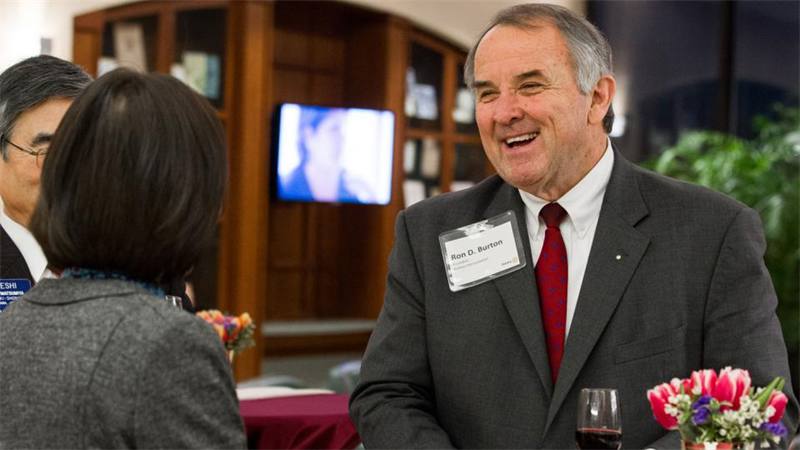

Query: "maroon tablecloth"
<box><xmin>239</xmin><ymin>394</ymin><xmax>361</xmax><ymax>450</ymax></box>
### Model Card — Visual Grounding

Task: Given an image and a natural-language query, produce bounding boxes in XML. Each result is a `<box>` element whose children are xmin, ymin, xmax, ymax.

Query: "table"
<box><xmin>239</xmin><ymin>394</ymin><xmax>361</xmax><ymax>450</ymax></box>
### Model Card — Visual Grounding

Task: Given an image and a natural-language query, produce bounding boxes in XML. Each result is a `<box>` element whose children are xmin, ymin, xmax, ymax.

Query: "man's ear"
<box><xmin>588</xmin><ymin>75</ymin><xmax>615</xmax><ymax>127</ymax></box>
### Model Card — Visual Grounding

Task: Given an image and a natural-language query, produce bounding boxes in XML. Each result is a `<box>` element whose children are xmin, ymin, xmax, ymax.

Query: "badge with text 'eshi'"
<box><xmin>438</xmin><ymin>211</ymin><xmax>527</xmax><ymax>292</ymax></box>
<box><xmin>0</xmin><ymin>279</ymin><xmax>32</xmax><ymax>313</ymax></box>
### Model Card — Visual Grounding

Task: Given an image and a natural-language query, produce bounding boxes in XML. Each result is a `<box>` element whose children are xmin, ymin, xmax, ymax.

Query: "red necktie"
<box><xmin>535</xmin><ymin>203</ymin><xmax>568</xmax><ymax>382</ymax></box>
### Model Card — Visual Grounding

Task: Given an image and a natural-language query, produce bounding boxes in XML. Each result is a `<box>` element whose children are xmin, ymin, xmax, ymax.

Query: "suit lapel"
<box><xmin>0</xmin><ymin>225</ymin><xmax>35</xmax><ymax>283</ymax></box>
<box><xmin>544</xmin><ymin>153</ymin><xmax>651</xmax><ymax>433</ymax></box>
<box><xmin>485</xmin><ymin>184</ymin><xmax>554</xmax><ymax>398</ymax></box>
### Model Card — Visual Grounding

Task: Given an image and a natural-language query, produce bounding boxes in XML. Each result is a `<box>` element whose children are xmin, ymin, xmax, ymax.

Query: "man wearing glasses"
<box><xmin>0</xmin><ymin>56</ymin><xmax>91</xmax><ymax>298</ymax></box>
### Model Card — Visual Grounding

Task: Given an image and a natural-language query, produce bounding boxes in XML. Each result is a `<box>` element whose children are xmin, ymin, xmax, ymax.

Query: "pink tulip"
<box><xmin>668</xmin><ymin>377</ymin><xmax>692</xmax><ymax>395</ymax></box>
<box><xmin>647</xmin><ymin>382</ymin><xmax>679</xmax><ymax>430</ymax></box>
<box><xmin>766</xmin><ymin>390</ymin><xmax>788</xmax><ymax>423</ymax></box>
<box><xmin>690</xmin><ymin>369</ymin><xmax>718</xmax><ymax>396</ymax></box>
<box><xmin>713</xmin><ymin>367</ymin><xmax>751</xmax><ymax>410</ymax></box>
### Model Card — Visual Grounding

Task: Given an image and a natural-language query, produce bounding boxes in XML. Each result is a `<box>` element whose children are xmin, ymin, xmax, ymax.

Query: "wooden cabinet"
<box><xmin>73</xmin><ymin>1</ymin><xmax>488</xmax><ymax>380</ymax></box>
<box><xmin>75</xmin><ymin>1</ymin><xmax>272</xmax><ymax>381</ymax></box>
<box><xmin>401</xmin><ymin>31</ymin><xmax>490</xmax><ymax>207</ymax></box>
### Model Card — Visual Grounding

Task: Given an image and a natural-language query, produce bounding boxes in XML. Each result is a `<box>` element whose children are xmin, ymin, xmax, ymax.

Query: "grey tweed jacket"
<box><xmin>0</xmin><ymin>278</ymin><xmax>246</xmax><ymax>449</ymax></box>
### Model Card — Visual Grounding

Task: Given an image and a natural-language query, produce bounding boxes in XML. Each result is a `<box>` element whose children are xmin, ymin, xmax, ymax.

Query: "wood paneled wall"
<box><xmin>218</xmin><ymin>1</ymin><xmax>273</xmax><ymax>380</ymax></box>
<box><xmin>266</xmin><ymin>3</ymin><xmax>404</xmax><ymax>323</ymax></box>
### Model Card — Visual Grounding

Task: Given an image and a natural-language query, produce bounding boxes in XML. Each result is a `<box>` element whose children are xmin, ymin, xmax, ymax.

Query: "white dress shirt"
<box><xmin>0</xmin><ymin>197</ymin><xmax>51</xmax><ymax>281</ymax></box>
<box><xmin>518</xmin><ymin>140</ymin><xmax>614</xmax><ymax>337</ymax></box>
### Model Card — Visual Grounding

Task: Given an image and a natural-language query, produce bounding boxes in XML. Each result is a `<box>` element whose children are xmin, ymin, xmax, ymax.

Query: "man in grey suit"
<box><xmin>350</xmin><ymin>4</ymin><xmax>798</xmax><ymax>448</ymax></box>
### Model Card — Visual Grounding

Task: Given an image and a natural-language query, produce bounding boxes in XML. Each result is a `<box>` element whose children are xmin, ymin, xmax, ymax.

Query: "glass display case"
<box><xmin>401</xmin><ymin>33</ymin><xmax>488</xmax><ymax>207</ymax></box>
<box><xmin>100</xmin><ymin>15</ymin><xmax>158</xmax><ymax>73</ymax></box>
<box><xmin>174</xmin><ymin>8</ymin><xmax>227</xmax><ymax>109</ymax></box>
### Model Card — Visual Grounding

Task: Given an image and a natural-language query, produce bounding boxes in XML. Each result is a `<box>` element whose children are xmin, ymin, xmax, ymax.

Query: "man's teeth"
<box><xmin>505</xmin><ymin>132</ymin><xmax>539</xmax><ymax>145</ymax></box>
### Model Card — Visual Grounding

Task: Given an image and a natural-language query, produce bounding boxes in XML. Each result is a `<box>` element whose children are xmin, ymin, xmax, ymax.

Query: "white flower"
<box><xmin>765</xmin><ymin>405</ymin><xmax>776</xmax><ymax>419</ymax></box>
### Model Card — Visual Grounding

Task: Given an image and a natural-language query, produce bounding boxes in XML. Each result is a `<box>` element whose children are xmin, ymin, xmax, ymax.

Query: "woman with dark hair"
<box><xmin>0</xmin><ymin>69</ymin><xmax>245</xmax><ymax>448</ymax></box>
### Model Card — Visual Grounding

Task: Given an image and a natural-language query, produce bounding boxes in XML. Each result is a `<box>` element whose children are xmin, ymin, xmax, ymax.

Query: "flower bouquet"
<box><xmin>647</xmin><ymin>367</ymin><xmax>789</xmax><ymax>449</ymax></box>
<box><xmin>196</xmin><ymin>309</ymin><xmax>256</xmax><ymax>362</ymax></box>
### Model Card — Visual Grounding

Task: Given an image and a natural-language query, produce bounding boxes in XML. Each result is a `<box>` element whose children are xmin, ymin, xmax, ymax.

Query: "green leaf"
<box><xmin>679</xmin><ymin>422</ymin><xmax>699</xmax><ymax>443</ymax></box>
<box><xmin>753</xmin><ymin>376</ymin><xmax>785</xmax><ymax>408</ymax></box>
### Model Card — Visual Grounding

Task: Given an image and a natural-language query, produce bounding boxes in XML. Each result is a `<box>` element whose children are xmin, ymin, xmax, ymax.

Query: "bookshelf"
<box><xmin>401</xmin><ymin>31</ymin><xmax>490</xmax><ymax>208</ymax></box>
<box><xmin>74</xmin><ymin>1</ymin><xmax>271</xmax><ymax>381</ymax></box>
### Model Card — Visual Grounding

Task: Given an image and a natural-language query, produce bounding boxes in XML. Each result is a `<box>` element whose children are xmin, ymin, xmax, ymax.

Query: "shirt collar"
<box><xmin>518</xmin><ymin>138</ymin><xmax>615</xmax><ymax>237</ymax></box>
<box><xmin>0</xmin><ymin>197</ymin><xmax>48</xmax><ymax>281</ymax></box>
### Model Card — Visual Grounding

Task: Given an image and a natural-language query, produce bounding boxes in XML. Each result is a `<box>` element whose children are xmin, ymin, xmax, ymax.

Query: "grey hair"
<box><xmin>0</xmin><ymin>55</ymin><xmax>92</xmax><ymax>160</ymax></box>
<box><xmin>464</xmin><ymin>3</ymin><xmax>615</xmax><ymax>133</ymax></box>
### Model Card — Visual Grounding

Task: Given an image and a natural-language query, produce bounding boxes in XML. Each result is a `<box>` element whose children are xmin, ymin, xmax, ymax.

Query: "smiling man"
<box><xmin>0</xmin><ymin>56</ymin><xmax>91</xmax><ymax>294</ymax></box>
<box><xmin>350</xmin><ymin>4</ymin><xmax>797</xmax><ymax>448</ymax></box>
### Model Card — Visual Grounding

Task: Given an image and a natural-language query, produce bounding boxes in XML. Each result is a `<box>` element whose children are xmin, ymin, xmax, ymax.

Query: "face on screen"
<box><xmin>276</xmin><ymin>103</ymin><xmax>395</xmax><ymax>205</ymax></box>
<box><xmin>303</xmin><ymin>110</ymin><xmax>345</xmax><ymax>168</ymax></box>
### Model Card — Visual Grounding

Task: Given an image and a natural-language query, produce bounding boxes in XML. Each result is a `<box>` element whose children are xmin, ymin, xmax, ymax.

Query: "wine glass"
<box><xmin>165</xmin><ymin>295</ymin><xmax>183</xmax><ymax>309</ymax></box>
<box><xmin>575</xmin><ymin>388</ymin><xmax>622</xmax><ymax>449</ymax></box>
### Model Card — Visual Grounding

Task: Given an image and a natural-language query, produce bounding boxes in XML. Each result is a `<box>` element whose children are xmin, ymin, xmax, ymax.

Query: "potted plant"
<box><xmin>196</xmin><ymin>309</ymin><xmax>256</xmax><ymax>362</ymax></box>
<box><xmin>648</xmin><ymin>368</ymin><xmax>789</xmax><ymax>448</ymax></box>
<box><xmin>645</xmin><ymin>106</ymin><xmax>800</xmax><ymax>395</ymax></box>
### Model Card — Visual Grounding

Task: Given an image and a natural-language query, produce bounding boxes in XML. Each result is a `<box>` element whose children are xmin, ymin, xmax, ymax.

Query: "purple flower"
<box><xmin>760</xmin><ymin>421</ymin><xmax>788</xmax><ymax>437</ymax></box>
<box><xmin>692</xmin><ymin>395</ymin><xmax>712</xmax><ymax>409</ymax></box>
<box><xmin>691</xmin><ymin>395</ymin><xmax>712</xmax><ymax>425</ymax></box>
<box><xmin>692</xmin><ymin>406</ymin><xmax>711</xmax><ymax>425</ymax></box>
<box><xmin>223</xmin><ymin>316</ymin><xmax>234</xmax><ymax>331</ymax></box>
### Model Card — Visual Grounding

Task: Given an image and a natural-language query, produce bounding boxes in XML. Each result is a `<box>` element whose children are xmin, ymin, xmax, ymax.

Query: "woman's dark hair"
<box><xmin>30</xmin><ymin>68</ymin><xmax>227</xmax><ymax>284</ymax></box>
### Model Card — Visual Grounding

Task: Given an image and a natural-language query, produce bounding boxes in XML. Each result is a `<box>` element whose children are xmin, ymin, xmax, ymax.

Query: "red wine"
<box><xmin>575</xmin><ymin>428</ymin><xmax>622</xmax><ymax>450</ymax></box>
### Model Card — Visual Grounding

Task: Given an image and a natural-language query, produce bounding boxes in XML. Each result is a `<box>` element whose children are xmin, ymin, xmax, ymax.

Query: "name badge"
<box><xmin>439</xmin><ymin>211</ymin><xmax>527</xmax><ymax>292</ymax></box>
<box><xmin>0</xmin><ymin>279</ymin><xmax>32</xmax><ymax>313</ymax></box>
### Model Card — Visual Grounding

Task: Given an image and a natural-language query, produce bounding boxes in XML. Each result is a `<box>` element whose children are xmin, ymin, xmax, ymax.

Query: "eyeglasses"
<box><xmin>1</xmin><ymin>135</ymin><xmax>49</xmax><ymax>166</ymax></box>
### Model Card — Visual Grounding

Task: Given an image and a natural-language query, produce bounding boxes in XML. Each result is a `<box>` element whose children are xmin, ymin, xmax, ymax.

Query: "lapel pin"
<box><xmin>615</xmin><ymin>254</ymin><xmax>622</xmax><ymax>261</ymax></box>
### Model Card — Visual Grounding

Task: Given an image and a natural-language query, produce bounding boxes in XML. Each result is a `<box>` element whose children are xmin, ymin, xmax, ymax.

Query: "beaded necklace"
<box><xmin>61</xmin><ymin>268</ymin><xmax>166</xmax><ymax>298</ymax></box>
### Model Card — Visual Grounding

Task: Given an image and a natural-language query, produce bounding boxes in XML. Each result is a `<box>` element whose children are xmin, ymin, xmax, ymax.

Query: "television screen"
<box><xmin>274</xmin><ymin>103</ymin><xmax>395</xmax><ymax>205</ymax></box>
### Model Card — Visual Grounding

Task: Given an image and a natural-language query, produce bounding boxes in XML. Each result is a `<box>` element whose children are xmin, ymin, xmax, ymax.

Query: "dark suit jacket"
<box><xmin>0</xmin><ymin>278</ymin><xmax>246</xmax><ymax>449</ymax></box>
<box><xmin>0</xmin><ymin>224</ymin><xmax>34</xmax><ymax>283</ymax></box>
<box><xmin>350</xmin><ymin>151</ymin><xmax>799</xmax><ymax>448</ymax></box>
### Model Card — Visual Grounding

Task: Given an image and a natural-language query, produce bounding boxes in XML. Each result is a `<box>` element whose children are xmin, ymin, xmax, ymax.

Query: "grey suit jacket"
<box><xmin>350</xmin><ymin>152</ymin><xmax>799</xmax><ymax>448</ymax></box>
<box><xmin>0</xmin><ymin>278</ymin><xmax>246</xmax><ymax>449</ymax></box>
